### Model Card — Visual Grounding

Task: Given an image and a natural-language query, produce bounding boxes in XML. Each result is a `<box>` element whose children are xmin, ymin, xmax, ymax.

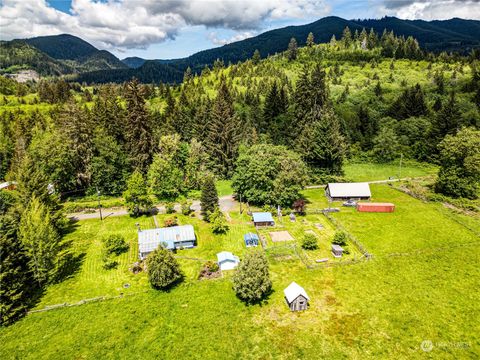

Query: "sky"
<box><xmin>1</xmin><ymin>0</ymin><xmax>479</xmax><ymax>60</ymax></box>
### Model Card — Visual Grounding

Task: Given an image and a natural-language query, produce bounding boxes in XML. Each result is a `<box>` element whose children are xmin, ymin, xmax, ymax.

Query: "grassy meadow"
<box><xmin>1</xmin><ymin>182</ymin><xmax>479</xmax><ymax>359</ymax></box>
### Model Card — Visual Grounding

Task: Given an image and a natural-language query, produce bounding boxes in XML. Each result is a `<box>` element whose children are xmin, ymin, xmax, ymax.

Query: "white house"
<box><xmin>138</xmin><ymin>225</ymin><xmax>196</xmax><ymax>260</ymax></box>
<box><xmin>216</xmin><ymin>251</ymin><xmax>240</xmax><ymax>271</ymax></box>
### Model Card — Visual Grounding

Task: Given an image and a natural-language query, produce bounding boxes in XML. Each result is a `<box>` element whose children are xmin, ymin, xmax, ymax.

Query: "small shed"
<box><xmin>284</xmin><ymin>282</ymin><xmax>309</xmax><ymax>311</ymax></box>
<box><xmin>217</xmin><ymin>251</ymin><xmax>240</xmax><ymax>271</ymax></box>
<box><xmin>252</xmin><ymin>212</ymin><xmax>275</xmax><ymax>227</ymax></box>
<box><xmin>331</xmin><ymin>244</ymin><xmax>344</xmax><ymax>258</ymax></box>
<box><xmin>138</xmin><ymin>225</ymin><xmax>196</xmax><ymax>260</ymax></box>
<box><xmin>357</xmin><ymin>202</ymin><xmax>395</xmax><ymax>213</ymax></box>
<box><xmin>244</xmin><ymin>233</ymin><xmax>259</xmax><ymax>247</ymax></box>
<box><xmin>326</xmin><ymin>182</ymin><xmax>371</xmax><ymax>201</ymax></box>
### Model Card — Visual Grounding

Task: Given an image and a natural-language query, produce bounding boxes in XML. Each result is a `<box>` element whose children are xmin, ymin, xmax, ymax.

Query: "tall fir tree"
<box><xmin>306</xmin><ymin>32</ymin><xmax>315</xmax><ymax>47</ymax></box>
<box><xmin>287</xmin><ymin>37</ymin><xmax>298</xmax><ymax>61</ymax></box>
<box><xmin>124</xmin><ymin>78</ymin><xmax>154</xmax><ymax>174</ymax></box>
<box><xmin>200</xmin><ymin>175</ymin><xmax>218</xmax><ymax>221</ymax></box>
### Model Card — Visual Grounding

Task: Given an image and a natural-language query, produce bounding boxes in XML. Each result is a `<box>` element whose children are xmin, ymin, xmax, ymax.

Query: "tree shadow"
<box><xmin>237</xmin><ymin>288</ymin><xmax>275</xmax><ymax>307</ymax></box>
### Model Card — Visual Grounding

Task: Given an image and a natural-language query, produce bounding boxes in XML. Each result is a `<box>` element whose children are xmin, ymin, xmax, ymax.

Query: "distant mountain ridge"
<box><xmin>1</xmin><ymin>16</ymin><xmax>479</xmax><ymax>83</ymax></box>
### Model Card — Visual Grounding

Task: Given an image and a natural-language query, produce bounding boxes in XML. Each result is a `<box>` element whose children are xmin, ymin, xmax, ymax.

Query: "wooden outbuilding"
<box><xmin>331</xmin><ymin>244</ymin><xmax>344</xmax><ymax>258</ymax></box>
<box><xmin>217</xmin><ymin>251</ymin><xmax>240</xmax><ymax>271</ymax></box>
<box><xmin>252</xmin><ymin>212</ymin><xmax>275</xmax><ymax>227</ymax></box>
<box><xmin>284</xmin><ymin>282</ymin><xmax>309</xmax><ymax>311</ymax></box>
<box><xmin>357</xmin><ymin>202</ymin><xmax>395</xmax><ymax>213</ymax></box>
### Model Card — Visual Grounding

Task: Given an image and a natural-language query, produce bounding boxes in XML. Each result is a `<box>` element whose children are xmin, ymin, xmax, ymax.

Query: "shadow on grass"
<box><xmin>236</xmin><ymin>288</ymin><xmax>275</xmax><ymax>307</ymax></box>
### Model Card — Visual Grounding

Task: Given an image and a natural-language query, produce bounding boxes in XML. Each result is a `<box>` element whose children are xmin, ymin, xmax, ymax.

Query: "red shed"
<box><xmin>357</xmin><ymin>202</ymin><xmax>395</xmax><ymax>213</ymax></box>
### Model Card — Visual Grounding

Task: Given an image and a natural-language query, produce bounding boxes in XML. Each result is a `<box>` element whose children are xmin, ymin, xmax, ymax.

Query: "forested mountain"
<box><xmin>0</xmin><ymin>34</ymin><xmax>126</xmax><ymax>76</ymax></box>
<box><xmin>85</xmin><ymin>16</ymin><xmax>480</xmax><ymax>83</ymax></box>
<box><xmin>0</xmin><ymin>40</ymin><xmax>73</xmax><ymax>76</ymax></box>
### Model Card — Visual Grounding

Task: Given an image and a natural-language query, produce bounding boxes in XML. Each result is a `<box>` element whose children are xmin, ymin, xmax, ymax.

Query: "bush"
<box><xmin>165</xmin><ymin>202</ymin><xmax>176</xmax><ymax>214</ymax></box>
<box><xmin>198</xmin><ymin>261</ymin><xmax>220</xmax><ymax>279</ymax></box>
<box><xmin>181</xmin><ymin>200</ymin><xmax>193</xmax><ymax>215</ymax></box>
<box><xmin>302</xmin><ymin>233</ymin><xmax>318</xmax><ymax>250</ymax></box>
<box><xmin>292</xmin><ymin>199</ymin><xmax>306</xmax><ymax>215</ymax></box>
<box><xmin>233</xmin><ymin>252</ymin><xmax>272</xmax><ymax>304</ymax></box>
<box><xmin>103</xmin><ymin>234</ymin><xmax>129</xmax><ymax>256</ymax></box>
<box><xmin>102</xmin><ymin>257</ymin><xmax>119</xmax><ymax>270</ymax></box>
<box><xmin>332</xmin><ymin>231</ymin><xmax>347</xmax><ymax>246</ymax></box>
<box><xmin>164</xmin><ymin>216</ymin><xmax>178</xmax><ymax>227</ymax></box>
<box><xmin>210</xmin><ymin>207</ymin><xmax>229</xmax><ymax>234</ymax></box>
<box><xmin>146</xmin><ymin>247</ymin><xmax>183</xmax><ymax>290</ymax></box>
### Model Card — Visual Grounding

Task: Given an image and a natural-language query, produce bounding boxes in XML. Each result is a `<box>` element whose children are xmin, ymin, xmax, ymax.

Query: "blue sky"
<box><xmin>1</xmin><ymin>0</ymin><xmax>479</xmax><ymax>59</ymax></box>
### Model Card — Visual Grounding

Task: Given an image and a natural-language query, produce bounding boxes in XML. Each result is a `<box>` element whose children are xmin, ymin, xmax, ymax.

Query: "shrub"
<box><xmin>146</xmin><ymin>247</ymin><xmax>183</xmax><ymax>290</ymax></box>
<box><xmin>198</xmin><ymin>261</ymin><xmax>220</xmax><ymax>279</ymax></box>
<box><xmin>302</xmin><ymin>233</ymin><xmax>318</xmax><ymax>250</ymax></box>
<box><xmin>210</xmin><ymin>207</ymin><xmax>229</xmax><ymax>234</ymax></box>
<box><xmin>165</xmin><ymin>202</ymin><xmax>176</xmax><ymax>214</ymax></box>
<box><xmin>292</xmin><ymin>199</ymin><xmax>307</xmax><ymax>215</ymax></box>
<box><xmin>233</xmin><ymin>252</ymin><xmax>272</xmax><ymax>304</ymax></box>
<box><xmin>181</xmin><ymin>200</ymin><xmax>193</xmax><ymax>215</ymax></box>
<box><xmin>332</xmin><ymin>231</ymin><xmax>347</xmax><ymax>246</ymax></box>
<box><xmin>102</xmin><ymin>257</ymin><xmax>119</xmax><ymax>270</ymax></box>
<box><xmin>103</xmin><ymin>234</ymin><xmax>129</xmax><ymax>256</ymax></box>
<box><xmin>164</xmin><ymin>216</ymin><xmax>178</xmax><ymax>227</ymax></box>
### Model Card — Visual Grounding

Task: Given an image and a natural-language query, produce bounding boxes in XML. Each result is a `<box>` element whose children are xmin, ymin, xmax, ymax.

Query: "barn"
<box><xmin>252</xmin><ymin>212</ymin><xmax>275</xmax><ymax>227</ymax></box>
<box><xmin>217</xmin><ymin>251</ymin><xmax>240</xmax><ymax>271</ymax></box>
<box><xmin>138</xmin><ymin>225</ymin><xmax>196</xmax><ymax>260</ymax></box>
<box><xmin>326</xmin><ymin>182</ymin><xmax>371</xmax><ymax>201</ymax></box>
<box><xmin>284</xmin><ymin>282</ymin><xmax>309</xmax><ymax>311</ymax></box>
<box><xmin>357</xmin><ymin>202</ymin><xmax>395</xmax><ymax>213</ymax></box>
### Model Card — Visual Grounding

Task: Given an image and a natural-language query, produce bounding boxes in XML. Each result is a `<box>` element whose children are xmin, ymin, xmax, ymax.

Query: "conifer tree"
<box><xmin>287</xmin><ymin>37</ymin><xmax>298</xmax><ymax>61</ymax></box>
<box><xmin>0</xmin><ymin>212</ymin><xmax>34</xmax><ymax>325</ymax></box>
<box><xmin>205</xmin><ymin>79</ymin><xmax>241</xmax><ymax>177</ymax></box>
<box><xmin>342</xmin><ymin>26</ymin><xmax>352</xmax><ymax>48</ymax></box>
<box><xmin>252</xmin><ymin>49</ymin><xmax>261</xmax><ymax>65</ymax></box>
<box><xmin>306</xmin><ymin>32</ymin><xmax>315</xmax><ymax>47</ymax></box>
<box><xmin>19</xmin><ymin>196</ymin><xmax>62</xmax><ymax>286</ymax></box>
<box><xmin>233</xmin><ymin>252</ymin><xmax>272</xmax><ymax>304</ymax></box>
<box><xmin>431</xmin><ymin>92</ymin><xmax>461</xmax><ymax>143</ymax></box>
<box><xmin>123</xmin><ymin>170</ymin><xmax>152</xmax><ymax>216</ymax></box>
<box><xmin>200</xmin><ymin>175</ymin><xmax>218</xmax><ymax>221</ymax></box>
<box><xmin>124</xmin><ymin>78</ymin><xmax>154</xmax><ymax>174</ymax></box>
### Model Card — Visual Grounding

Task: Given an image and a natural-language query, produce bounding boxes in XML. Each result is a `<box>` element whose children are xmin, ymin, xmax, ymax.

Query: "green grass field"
<box><xmin>1</xmin><ymin>184</ymin><xmax>479</xmax><ymax>359</ymax></box>
<box><xmin>344</xmin><ymin>161</ymin><xmax>438</xmax><ymax>182</ymax></box>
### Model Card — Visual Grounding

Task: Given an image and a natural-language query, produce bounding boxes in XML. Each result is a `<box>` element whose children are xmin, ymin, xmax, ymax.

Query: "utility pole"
<box><xmin>239</xmin><ymin>193</ymin><xmax>242</xmax><ymax>214</ymax></box>
<box><xmin>399</xmin><ymin>153</ymin><xmax>403</xmax><ymax>179</ymax></box>
<box><xmin>97</xmin><ymin>187</ymin><xmax>103</xmax><ymax>221</ymax></box>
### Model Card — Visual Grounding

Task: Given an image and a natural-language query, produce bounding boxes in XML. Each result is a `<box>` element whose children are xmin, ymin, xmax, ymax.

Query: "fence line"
<box><xmin>29</xmin><ymin>290</ymin><xmax>150</xmax><ymax>314</ymax></box>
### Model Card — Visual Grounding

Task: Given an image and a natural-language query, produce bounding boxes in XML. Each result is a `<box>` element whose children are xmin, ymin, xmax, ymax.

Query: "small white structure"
<box><xmin>284</xmin><ymin>282</ymin><xmax>309</xmax><ymax>311</ymax></box>
<box><xmin>331</xmin><ymin>244</ymin><xmax>344</xmax><ymax>258</ymax></box>
<box><xmin>217</xmin><ymin>251</ymin><xmax>240</xmax><ymax>271</ymax></box>
<box><xmin>326</xmin><ymin>182</ymin><xmax>371</xmax><ymax>201</ymax></box>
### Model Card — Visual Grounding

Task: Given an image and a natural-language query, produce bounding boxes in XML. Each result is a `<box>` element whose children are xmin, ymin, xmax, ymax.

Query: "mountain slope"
<box><xmin>122</xmin><ymin>57</ymin><xmax>147</xmax><ymax>69</ymax></box>
<box><xmin>0</xmin><ymin>40</ymin><xmax>73</xmax><ymax>76</ymax></box>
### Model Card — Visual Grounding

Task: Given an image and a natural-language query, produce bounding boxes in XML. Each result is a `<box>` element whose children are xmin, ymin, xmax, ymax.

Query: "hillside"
<box><xmin>82</xmin><ymin>16</ymin><xmax>480</xmax><ymax>83</ymax></box>
<box><xmin>25</xmin><ymin>34</ymin><xmax>99</xmax><ymax>60</ymax></box>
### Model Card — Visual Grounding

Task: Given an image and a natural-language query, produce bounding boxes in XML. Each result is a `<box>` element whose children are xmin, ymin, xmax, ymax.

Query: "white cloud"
<box><xmin>208</xmin><ymin>31</ymin><xmax>257</xmax><ymax>46</ymax></box>
<box><xmin>380</xmin><ymin>0</ymin><xmax>480</xmax><ymax>20</ymax></box>
<box><xmin>0</xmin><ymin>0</ymin><xmax>331</xmax><ymax>50</ymax></box>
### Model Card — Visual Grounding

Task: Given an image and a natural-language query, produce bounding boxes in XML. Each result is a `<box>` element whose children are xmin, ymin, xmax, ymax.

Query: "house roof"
<box><xmin>327</xmin><ymin>182</ymin><xmax>371</xmax><ymax>198</ymax></box>
<box><xmin>331</xmin><ymin>244</ymin><xmax>344</xmax><ymax>252</ymax></box>
<box><xmin>217</xmin><ymin>251</ymin><xmax>239</xmax><ymax>264</ymax></box>
<box><xmin>244</xmin><ymin>233</ymin><xmax>259</xmax><ymax>241</ymax></box>
<box><xmin>284</xmin><ymin>282</ymin><xmax>309</xmax><ymax>303</ymax></box>
<box><xmin>138</xmin><ymin>225</ymin><xmax>195</xmax><ymax>253</ymax></box>
<box><xmin>0</xmin><ymin>181</ymin><xmax>17</xmax><ymax>190</ymax></box>
<box><xmin>252</xmin><ymin>212</ymin><xmax>274</xmax><ymax>223</ymax></box>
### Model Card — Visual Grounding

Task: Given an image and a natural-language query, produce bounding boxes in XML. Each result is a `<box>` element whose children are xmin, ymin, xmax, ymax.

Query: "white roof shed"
<box><xmin>284</xmin><ymin>281</ymin><xmax>310</xmax><ymax>304</ymax></box>
<box><xmin>217</xmin><ymin>251</ymin><xmax>240</xmax><ymax>271</ymax></box>
<box><xmin>326</xmin><ymin>182</ymin><xmax>371</xmax><ymax>199</ymax></box>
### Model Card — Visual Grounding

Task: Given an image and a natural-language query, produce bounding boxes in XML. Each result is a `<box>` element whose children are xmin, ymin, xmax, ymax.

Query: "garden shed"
<box><xmin>284</xmin><ymin>282</ymin><xmax>309</xmax><ymax>311</ymax></box>
<box><xmin>326</xmin><ymin>182</ymin><xmax>371</xmax><ymax>201</ymax></box>
<box><xmin>244</xmin><ymin>233</ymin><xmax>259</xmax><ymax>247</ymax></box>
<box><xmin>331</xmin><ymin>244</ymin><xmax>344</xmax><ymax>258</ymax></box>
<box><xmin>217</xmin><ymin>251</ymin><xmax>240</xmax><ymax>271</ymax></box>
<box><xmin>357</xmin><ymin>202</ymin><xmax>395</xmax><ymax>213</ymax></box>
<box><xmin>138</xmin><ymin>225</ymin><xmax>196</xmax><ymax>260</ymax></box>
<box><xmin>252</xmin><ymin>212</ymin><xmax>275</xmax><ymax>227</ymax></box>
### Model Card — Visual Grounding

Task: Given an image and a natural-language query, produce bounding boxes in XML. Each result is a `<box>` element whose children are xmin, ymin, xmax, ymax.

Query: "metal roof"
<box><xmin>244</xmin><ymin>233</ymin><xmax>259</xmax><ymax>241</ymax></box>
<box><xmin>217</xmin><ymin>251</ymin><xmax>239</xmax><ymax>264</ymax></box>
<box><xmin>252</xmin><ymin>212</ymin><xmax>274</xmax><ymax>223</ymax></box>
<box><xmin>284</xmin><ymin>282</ymin><xmax>309</xmax><ymax>303</ymax></box>
<box><xmin>331</xmin><ymin>244</ymin><xmax>344</xmax><ymax>252</ymax></box>
<box><xmin>0</xmin><ymin>181</ymin><xmax>16</xmax><ymax>190</ymax></box>
<box><xmin>327</xmin><ymin>182</ymin><xmax>371</xmax><ymax>198</ymax></box>
<box><xmin>138</xmin><ymin>225</ymin><xmax>195</xmax><ymax>253</ymax></box>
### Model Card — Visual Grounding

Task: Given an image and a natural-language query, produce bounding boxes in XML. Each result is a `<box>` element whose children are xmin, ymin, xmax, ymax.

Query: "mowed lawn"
<box><xmin>344</xmin><ymin>161</ymin><xmax>438</xmax><ymax>182</ymax></box>
<box><xmin>1</xmin><ymin>185</ymin><xmax>479</xmax><ymax>359</ymax></box>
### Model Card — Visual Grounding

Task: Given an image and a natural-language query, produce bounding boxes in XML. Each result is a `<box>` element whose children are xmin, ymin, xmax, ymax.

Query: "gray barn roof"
<box><xmin>138</xmin><ymin>225</ymin><xmax>195</xmax><ymax>253</ymax></box>
<box><xmin>327</xmin><ymin>182</ymin><xmax>371</xmax><ymax>198</ymax></box>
